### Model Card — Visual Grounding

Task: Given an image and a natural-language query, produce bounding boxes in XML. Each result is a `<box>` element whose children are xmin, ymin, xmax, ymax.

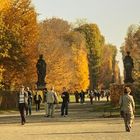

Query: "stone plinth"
<box><xmin>36</xmin><ymin>83</ymin><xmax>46</xmax><ymax>90</ymax></box>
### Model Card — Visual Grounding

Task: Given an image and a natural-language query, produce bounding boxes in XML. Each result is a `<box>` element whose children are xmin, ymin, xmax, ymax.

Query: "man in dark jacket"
<box><xmin>61</xmin><ymin>87</ymin><xmax>69</xmax><ymax>117</ymax></box>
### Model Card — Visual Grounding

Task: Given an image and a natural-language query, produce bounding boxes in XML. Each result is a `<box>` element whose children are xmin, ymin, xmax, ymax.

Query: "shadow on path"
<box><xmin>27</xmin><ymin>131</ymin><xmax>125</xmax><ymax>136</ymax></box>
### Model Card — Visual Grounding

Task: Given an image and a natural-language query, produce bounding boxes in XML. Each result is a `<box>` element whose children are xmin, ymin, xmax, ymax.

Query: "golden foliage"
<box><xmin>38</xmin><ymin>18</ymin><xmax>89</xmax><ymax>92</ymax></box>
<box><xmin>0</xmin><ymin>0</ymin><xmax>38</xmax><ymax>89</ymax></box>
<box><xmin>122</xmin><ymin>24</ymin><xmax>140</xmax><ymax>90</ymax></box>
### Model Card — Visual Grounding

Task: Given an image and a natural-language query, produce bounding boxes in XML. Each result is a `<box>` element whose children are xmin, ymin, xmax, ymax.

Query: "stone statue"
<box><xmin>36</xmin><ymin>54</ymin><xmax>46</xmax><ymax>88</ymax></box>
<box><xmin>123</xmin><ymin>51</ymin><xmax>134</xmax><ymax>83</ymax></box>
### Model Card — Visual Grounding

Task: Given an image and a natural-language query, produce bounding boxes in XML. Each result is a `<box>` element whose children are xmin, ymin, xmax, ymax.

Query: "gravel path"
<box><xmin>0</xmin><ymin>102</ymin><xmax>140</xmax><ymax>140</ymax></box>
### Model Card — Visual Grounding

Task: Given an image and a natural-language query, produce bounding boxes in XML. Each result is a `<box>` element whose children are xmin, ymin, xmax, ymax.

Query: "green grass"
<box><xmin>57</xmin><ymin>94</ymin><xmax>76</xmax><ymax>103</ymax></box>
<box><xmin>135</xmin><ymin>100</ymin><xmax>140</xmax><ymax>116</ymax></box>
<box><xmin>91</xmin><ymin>101</ymin><xmax>120</xmax><ymax>117</ymax></box>
<box><xmin>92</xmin><ymin>100</ymin><xmax>140</xmax><ymax>117</ymax></box>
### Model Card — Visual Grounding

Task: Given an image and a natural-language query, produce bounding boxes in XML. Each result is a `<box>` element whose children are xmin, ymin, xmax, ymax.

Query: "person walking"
<box><xmin>26</xmin><ymin>87</ymin><xmax>32</xmax><ymax>115</ymax></box>
<box><xmin>80</xmin><ymin>90</ymin><xmax>85</xmax><ymax>103</ymax></box>
<box><xmin>88</xmin><ymin>90</ymin><xmax>94</xmax><ymax>104</ymax></box>
<box><xmin>46</xmin><ymin>87</ymin><xmax>58</xmax><ymax>117</ymax></box>
<box><xmin>74</xmin><ymin>90</ymin><xmax>79</xmax><ymax>103</ymax></box>
<box><xmin>61</xmin><ymin>87</ymin><xmax>69</xmax><ymax>117</ymax></box>
<box><xmin>119</xmin><ymin>86</ymin><xmax>135</xmax><ymax>132</ymax></box>
<box><xmin>97</xmin><ymin>90</ymin><xmax>101</xmax><ymax>101</ymax></box>
<box><xmin>17</xmin><ymin>85</ymin><xmax>27</xmax><ymax>125</ymax></box>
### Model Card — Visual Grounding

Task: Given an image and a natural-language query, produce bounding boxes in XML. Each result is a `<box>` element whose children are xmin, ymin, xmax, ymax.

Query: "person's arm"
<box><xmin>61</xmin><ymin>93</ymin><xmax>65</xmax><ymax>98</ymax></box>
<box><xmin>54</xmin><ymin>92</ymin><xmax>59</xmax><ymax>104</ymax></box>
<box><xmin>119</xmin><ymin>96</ymin><xmax>122</xmax><ymax>106</ymax></box>
<box><xmin>67</xmin><ymin>93</ymin><xmax>70</xmax><ymax>102</ymax></box>
<box><xmin>131</xmin><ymin>96</ymin><xmax>135</xmax><ymax>113</ymax></box>
<box><xmin>40</xmin><ymin>95</ymin><xmax>42</xmax><ymax>102</ymax></box>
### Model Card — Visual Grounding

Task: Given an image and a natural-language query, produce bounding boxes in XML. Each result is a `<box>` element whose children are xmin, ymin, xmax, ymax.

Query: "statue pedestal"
<box><xmin>36</xmin><ymin>82</ymin><xmax>46</xmax><ymax>90</ymax></box>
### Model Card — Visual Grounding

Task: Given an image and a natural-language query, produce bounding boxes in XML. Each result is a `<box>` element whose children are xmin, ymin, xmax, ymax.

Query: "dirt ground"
<box><xmin>0</xmin><ymin>101</ymin><xmax>140</xmax><ymax>140</ymax></box>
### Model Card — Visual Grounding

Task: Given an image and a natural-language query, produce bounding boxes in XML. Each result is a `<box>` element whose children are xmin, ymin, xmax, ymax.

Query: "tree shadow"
<box><xmin>27</xmin><ymin>131</ymin><xmax>125</xmax><ymax>136</ymax></box>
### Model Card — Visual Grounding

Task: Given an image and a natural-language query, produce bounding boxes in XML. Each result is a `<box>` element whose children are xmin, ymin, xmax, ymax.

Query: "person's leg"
<box><xmin>128</xmin><ymin>113</ymin><xmax>134</xmax><ymax>130</ymax></box>
<box><xmin>65</xmin><ymin>103</ymin><xmax>68</xmax><ymax>116</ymax></box>
<box><xmin>61</xmin><ymin>103</ymin><xmax>65</xmax><ymax>116</ymax></box>
<box><xmin>76</xmin><ymin>96</ymin><xmax>78</xmax><ymax>103</ymax></box>
<box><xmin>123</xmin><ymin>113</ymin><xmax>128</xmax><ymax>131</ymax></box>
<box><xmin>90</xmin><ymin>97</ymin><xmax>93</xmax><ymax>104</ymax></box>
<box><xmin>95</xmin><ymin>96</ymin><xmax>97</xmax><ymax>101</ymax></box>
<box><xmin>51</xmin><ymin>103</ymin><xmax>55</xmax><ymax>117</ymax></box>
<box><xmin>19</xmin><ymin>104</ymin><xmax>23</xmax><ymax>124</ymax></box>
<box><xmin>83</xmin><ymin>97</ymin><xmax>85</xmax><ymax>103</ymax></box>
<box><xmin>38</xmin><ymin>102</ymin><xmax>40</xmax><ymax>111</ymax></box>
<box><xmin>25</xmin><ymin>104</ymin><xmax>28</xmax><ymax>115</ymax></box>
<box><xmin>44</xmin><ymin>102</ymin><xmax>48</xmax><ymax>116</ymax></box>
<box><xmin>20</xmin><ymin>104</ymin><xmax>26</xmax><ymax>125</ymax></box>
<box><xmin>124</xmin><ymin>113</ymin><xmax>131</xmax><ymax>132</ymax></box>
<box><xmin>36</xmin><ymin>101</ymin><xmax>39</xmax><ymax>111</ymax></box>
<box><xmin>22</xmin><ymin>105</ymin><xmax>26</xmax><ymax>123</ymax></box>
<box><xmin>29</xmin><ymin>103</ymin><xmax>32</xmax><ymax>115</ymax></box>
<box><xmin>35</xmin><ymin>103</ymin><xmax>38</xmax><ymax>111</ymax></box>
<box><xmin>47</xmin><ymin>103</ymin><xmax>51</xmax><ymax>117</ymax></box>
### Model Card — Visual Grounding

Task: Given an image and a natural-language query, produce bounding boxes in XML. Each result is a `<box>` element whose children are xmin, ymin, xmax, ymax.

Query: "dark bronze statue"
<box><xmin>123</xmin><ymin>51</ymin><xmax>134</xmax><ymax>83</ymax></box>
<box><xmin>36</xmin><ymin>54</ymin><xmax>46</xmax><ymax>88</ymax></box>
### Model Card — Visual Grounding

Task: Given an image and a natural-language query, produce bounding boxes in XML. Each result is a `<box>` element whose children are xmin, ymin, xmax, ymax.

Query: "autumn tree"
<box><xmin>75</xmin><ymin>24</ymin><xmax>104</xmax><ymax>89</ymax></box>
<box><xmin>63</xmin><ymin>31</ymin><xmax>89</xmax><ymax>92</ymax></box>
<box><xmin>38</xmin><ymin>18</ymin><xmax>89</xmax><ymax>92</ymax></box>
<box><xmin>121</xmin><ymin>24</ymin><xmax>140</xmax><ymax>91</ymax></box>
<box><xmin>0</xmin><ymin>0</ymin><xmax>38</xmax><ymax>89</ymax></box>
<box><xmin>98</xmin><ymin>43</ymin><xmax>120</xmax><ymax>88</ymax></box>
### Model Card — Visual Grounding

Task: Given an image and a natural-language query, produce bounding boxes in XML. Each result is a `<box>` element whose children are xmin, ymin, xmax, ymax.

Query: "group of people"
<box><xmin>17</xmin><ymin>85</ymin><xmax>135</xmax><ymax>133</ymax></box>
<box><xmin>74</xmin><ymin>89</ymin><xmax>110</xmax><ymax>105</ymax></box>
<box><xmin>74</xmin><ymin>90</ymin><xmax>86</xmax><ymax>103</ymax></box>
<box><xmin>18</xmin><ymin>86</ymin><xmax>70</xmax><ymax>125</ymax></box>
<box><xmin>43</xmin><ymin>87</ymin><xmax>70</xmax><ymax>118</ymax></box>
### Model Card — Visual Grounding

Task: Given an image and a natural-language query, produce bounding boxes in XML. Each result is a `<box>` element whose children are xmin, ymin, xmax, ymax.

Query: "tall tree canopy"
<box><xmin>0</xmin><ymin>0</ymin><xmax>38</xmax><ymax>89</ymax></box>
<box><xmin>38</xmin><ymin>18</ymin><xmax>89</xmax><ymax>92</ymax></box>
<box><xmin>121</xmin><ymin>24</ymin><xmax>140</xmax><ymax>90</ymax></box>
<box><xmin>75</xmin><ymin>24</ymin><xmax>104</xmax><ymax>89</ymax></box>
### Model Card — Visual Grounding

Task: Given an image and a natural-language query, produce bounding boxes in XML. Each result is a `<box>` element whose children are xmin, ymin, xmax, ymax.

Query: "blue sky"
<box><xmin>31</xmin><ymin>0</ymin><xmax>140</xmax><ymax>75</ymax></box>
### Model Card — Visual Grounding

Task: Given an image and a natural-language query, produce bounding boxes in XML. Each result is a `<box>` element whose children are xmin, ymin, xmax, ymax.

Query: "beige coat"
<box><xmin>46</xmin><ymin>90</ymin><xmax>58</xmax><ymax>104</ymax></box>
<box><xmin>119</xmin><ymin>94</ymin><xmax>135</xmax><ymax>115</ymax></box>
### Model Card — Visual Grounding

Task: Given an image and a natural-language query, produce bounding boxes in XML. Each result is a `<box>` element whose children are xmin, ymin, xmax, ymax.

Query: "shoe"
<box><xmin>126</xmin><ymin>127</ymin><xmax>130</xmax><ymax>132</ymax></box>
<box><xmin>21</xmin><ymin>121</ymin><xmax>25</xmax><ymax>125</ymax></box>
